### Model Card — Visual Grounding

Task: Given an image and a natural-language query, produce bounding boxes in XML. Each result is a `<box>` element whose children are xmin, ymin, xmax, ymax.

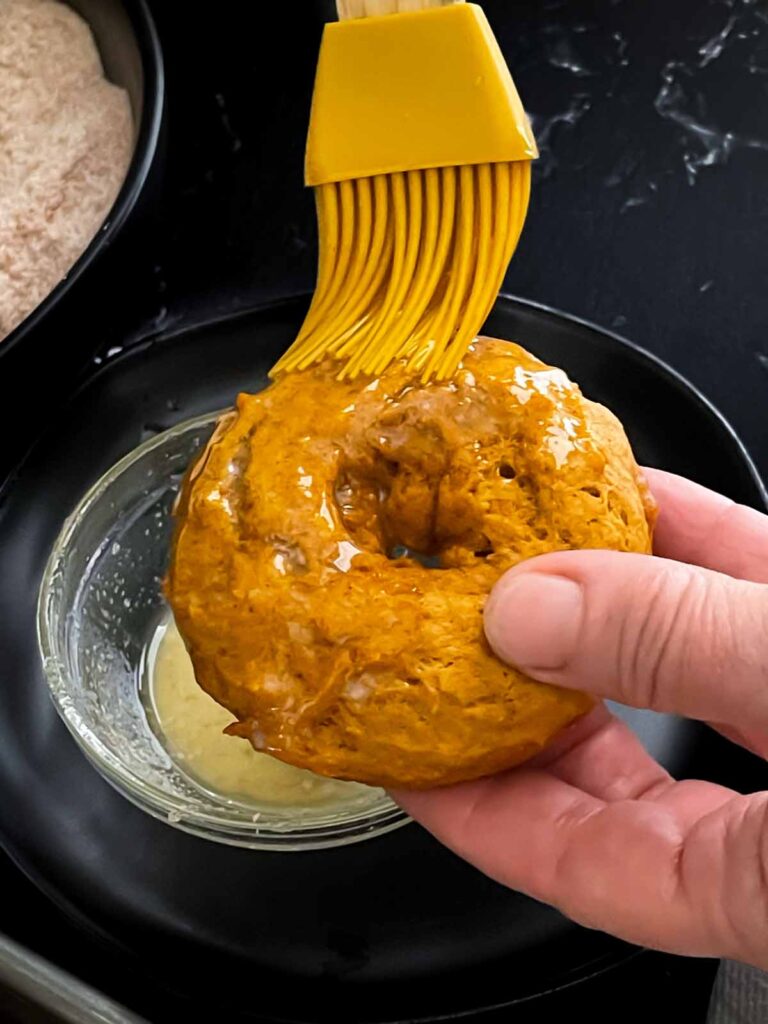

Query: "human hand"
<box><xmin>395</xmin><ymin>469</ymin><xmax>768</xmax><ymax>967</ymax></box>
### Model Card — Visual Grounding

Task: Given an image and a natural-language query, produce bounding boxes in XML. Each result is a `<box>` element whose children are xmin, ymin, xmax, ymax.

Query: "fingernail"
<box><xmin>484</xmin><ymin>572</ymin><xmax>584</xmax><ymax>674</ymax></box>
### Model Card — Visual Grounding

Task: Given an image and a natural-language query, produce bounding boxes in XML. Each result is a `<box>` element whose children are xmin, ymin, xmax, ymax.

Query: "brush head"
<box><xmin>272</xmin><ymin>161</ymin><xmax>531</xmax><ymax>382</ymax></box>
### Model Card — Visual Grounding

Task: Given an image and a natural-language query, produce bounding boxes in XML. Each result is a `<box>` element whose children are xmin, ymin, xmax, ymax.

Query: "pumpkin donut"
<box><xmin>166</xmin><ymin>337</ymin><xmax>656</xmax><ymax>789</ymax></box>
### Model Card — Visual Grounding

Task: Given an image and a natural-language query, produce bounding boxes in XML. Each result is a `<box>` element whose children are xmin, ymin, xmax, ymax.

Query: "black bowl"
<box><xmin>0</xmin><ymin>0</ymin><xmax>163</xmax><ymax>456</ymax></box>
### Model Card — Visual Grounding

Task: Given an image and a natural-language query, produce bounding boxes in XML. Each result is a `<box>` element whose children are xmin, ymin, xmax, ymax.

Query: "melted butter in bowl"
<box><xmin>39</xmin><ymin>411</ymin><xmax>407</xmax><ymax>849</ymax></box>
<box><xmin>144</xmin><ymin>618</ymin><xmax>380</xmax><ymax>811</ymax></box>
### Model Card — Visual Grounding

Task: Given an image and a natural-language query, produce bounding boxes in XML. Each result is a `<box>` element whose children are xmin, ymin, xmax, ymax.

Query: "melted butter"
<box><xmin>333</xmin><ymin>539</ymin><xmax>361</xmax><ymax>572</ymax></box>
<box><xmin>145</xmin><ymin>618</ymin><xmax>379</xmax><ymax>809</ymax></box>
<box><xmin>269</xmin><ymin>536</ymin><xmax>307</xmax><ymax>575</ymax></box>
<box><xmin>318</xmin><ymin>494</ymin><xmax>335</xmax><ymax>530</ymax></box>
<box><xmin>509</xmin><ymin>384</ymin><xmax>532</xmax><ymax>404</ymax></box>
<box><xmin>204</xmin><ymin>486</ymin><xmax>233</xmax><ymax>518</ymax></box>
<box><xmin>512</xmin><ymin>364</ymin><xmax>570</xmax><ymax>397</ymax></box>
<box><xmin>546</xmin><ymin>414</ymin><xmax>585</xmax><ymax>468</ymax></box>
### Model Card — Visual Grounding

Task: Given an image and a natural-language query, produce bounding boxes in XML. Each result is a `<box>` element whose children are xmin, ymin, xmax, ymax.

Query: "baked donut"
<box><xmin>166</xmin><ymin>338</ymin><xmax>656</xmax><ymax>789</ymax></box>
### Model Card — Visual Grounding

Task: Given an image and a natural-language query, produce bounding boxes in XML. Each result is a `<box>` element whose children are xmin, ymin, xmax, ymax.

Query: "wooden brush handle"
<box><xmin>336</xmin><ymin>0</ymin><xmax>463</xmax><ymax>20</ymax></box>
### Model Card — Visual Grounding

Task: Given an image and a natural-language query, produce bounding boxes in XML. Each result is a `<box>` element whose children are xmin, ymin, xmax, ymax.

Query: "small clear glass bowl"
<box><xmin>37</xmin><ymin>412</ymin><xmax>409</xmax><ymax>851</ymax></box>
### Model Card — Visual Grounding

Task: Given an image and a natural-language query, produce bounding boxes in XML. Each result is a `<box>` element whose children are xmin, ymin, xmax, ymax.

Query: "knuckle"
<box><xmin>615</xmin><ymin>567</ymin><xmax>706</xmax><ymax>709</ymax></box>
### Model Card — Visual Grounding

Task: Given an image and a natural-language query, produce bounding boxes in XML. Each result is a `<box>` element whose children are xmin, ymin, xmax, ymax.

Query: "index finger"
<box><xmin>644</xmin><ymin>468</ymin><xmax>768</xmax><ymax>583</ymax></box>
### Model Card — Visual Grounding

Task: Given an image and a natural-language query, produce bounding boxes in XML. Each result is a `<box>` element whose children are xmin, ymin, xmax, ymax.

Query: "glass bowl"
<box><xmin>37</xmin><ymin>412</ymin><xmax>409</xmax><ymax>851</ymax></box>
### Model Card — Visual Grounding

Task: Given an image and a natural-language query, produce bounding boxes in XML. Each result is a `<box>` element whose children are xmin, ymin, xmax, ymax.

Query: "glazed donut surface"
<box><xmin>166</xmin><ymin>337</ymin><xmax>656</xmax><ymax>789</ymax></box>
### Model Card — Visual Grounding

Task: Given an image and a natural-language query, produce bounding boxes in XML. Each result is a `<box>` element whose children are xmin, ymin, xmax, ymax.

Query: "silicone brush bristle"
<box><xmin>270</xmin><ymin>159</ymin><xmax>530</xmax><ymax>383</ymax></box>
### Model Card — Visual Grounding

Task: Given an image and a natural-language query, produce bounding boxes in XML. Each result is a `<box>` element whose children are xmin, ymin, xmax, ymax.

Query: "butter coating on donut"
<box><xmin>166</xmin><ymin>338</ymin><xmax>656</xmax><ymax>789</ymax></box>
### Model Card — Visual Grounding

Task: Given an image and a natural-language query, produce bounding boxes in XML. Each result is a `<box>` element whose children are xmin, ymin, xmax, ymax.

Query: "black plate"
<box><xmin>0</xmin><ymin>296</ymin><xmax>766</xmax><ymax>1023</ymax></box>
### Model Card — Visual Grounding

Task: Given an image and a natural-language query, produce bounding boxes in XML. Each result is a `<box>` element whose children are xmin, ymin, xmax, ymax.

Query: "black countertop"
<box><xmin>3</xmin><ymin>0</ymin><xmax>768</xmax><ymax>1019</ymax></box>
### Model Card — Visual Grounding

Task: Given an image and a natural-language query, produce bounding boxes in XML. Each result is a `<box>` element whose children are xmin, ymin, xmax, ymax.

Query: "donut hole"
<box><xmin>473</xmin><ymin>537</ymin><xmax>494</xmax><ymax>558</ymax></box>
<box><xmin>335</xmin><ymin>443</ymin><xmax>488</xmax><ymax>566</ymax></box>
<box><xmin>498</xmin><ymin>462</ymin><xmax>516</xmax><ymax>479</ymax></box>
<box><xmin>334</xmin><ymin>462</ymin><xmax>450</xmax><ymax>564</ymax></box>
<box><xmin>388</xmin><ymin>543</ymin><xmax>443</xmax><ymax>569</ymax></box>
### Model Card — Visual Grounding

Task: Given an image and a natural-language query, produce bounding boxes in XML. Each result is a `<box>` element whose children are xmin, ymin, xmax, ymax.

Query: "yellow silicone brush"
<box><xmin>271</xmin><ymin>0</ymin><xmax>537</xmax><ymax>383</ymax></box>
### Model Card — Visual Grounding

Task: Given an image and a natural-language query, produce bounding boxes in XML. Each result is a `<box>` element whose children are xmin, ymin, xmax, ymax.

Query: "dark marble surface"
<box><xmin>3</xmin><ymin>0</ymin><xmax>768</xmax><ymax>1019</ymax></box>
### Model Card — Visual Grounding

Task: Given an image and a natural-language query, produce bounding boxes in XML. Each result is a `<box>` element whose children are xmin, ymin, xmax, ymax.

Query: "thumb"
<box><xmin>484</xmin><ymin>551</ymin><xmax>768</xmax><ymax>730</ymax></box>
